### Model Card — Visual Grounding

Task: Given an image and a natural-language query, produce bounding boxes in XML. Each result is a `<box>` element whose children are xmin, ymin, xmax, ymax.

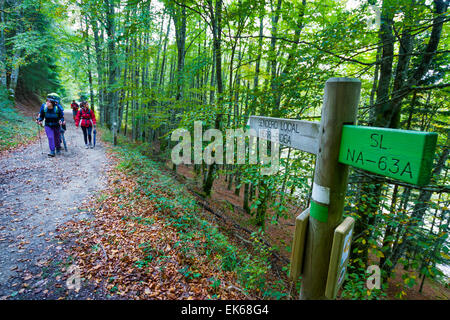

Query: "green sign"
<box><xmin>338</xmin><ymin>125</ymin><xmax>438</xmax><ymax>186</ymax></box>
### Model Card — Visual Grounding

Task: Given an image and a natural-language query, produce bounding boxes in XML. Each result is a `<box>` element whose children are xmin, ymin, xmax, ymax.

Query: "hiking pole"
<box><xmin>93</xmin><ymin>127</ymin><xmax>96</xmax><ymax>148</ymax></box>
<box><xmin>61</xmin><ymin>130</ymin><xmax>68</xmax><ymax>151</ymax></box>
<box><xmin>35</xmin><ymin>116</ymin><xmax>44</xmax><ymax>155</ymax></box>
<box><xmin>60</xmin><ymin>124</ymin><xmax>68</xmax><ymax>152</ymax></box>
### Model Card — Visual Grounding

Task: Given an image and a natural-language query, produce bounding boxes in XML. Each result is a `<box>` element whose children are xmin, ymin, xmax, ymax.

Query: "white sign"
<box><xmin>248</xmin><ymin>116</ymin><xmax>320</xmax><ymax>154</ymax></box>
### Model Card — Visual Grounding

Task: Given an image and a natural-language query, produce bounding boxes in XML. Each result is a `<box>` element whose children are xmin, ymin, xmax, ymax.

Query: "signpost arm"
<box><xmin>300</xmin><ymin>78</ymin><xmax>361</xmax><ymax>300</ymax></box>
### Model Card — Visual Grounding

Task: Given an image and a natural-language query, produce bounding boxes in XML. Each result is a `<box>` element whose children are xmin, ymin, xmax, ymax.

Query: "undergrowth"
<box><xmin>101</xmin><ymin>128</ymin><xmax>291</xmax><ymax>299</ymax></box>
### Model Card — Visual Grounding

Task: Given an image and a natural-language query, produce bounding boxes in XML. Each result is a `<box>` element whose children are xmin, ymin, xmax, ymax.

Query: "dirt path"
<box><xmin>0</xmin><ymin>114</ymin><xmax>110</xmax><ymax>299</ymax></box>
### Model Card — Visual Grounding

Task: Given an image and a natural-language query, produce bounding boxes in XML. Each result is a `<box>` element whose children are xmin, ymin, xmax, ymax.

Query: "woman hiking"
<box><xmin>36</xmin><ymin>94</ymin><xmax>65</xmax><ymax>157</ymax></box>
<box><xmin>75</xmin><ymin>101</ymin><xmax>96</xmax><ymax>149</ymax></box>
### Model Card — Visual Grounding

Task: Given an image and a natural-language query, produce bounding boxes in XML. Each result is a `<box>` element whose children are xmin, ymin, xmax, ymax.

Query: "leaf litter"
<box><xmin>57</xmin><ymin>151</ymin><xmax>246</xmax><ymax>300</ymax></box>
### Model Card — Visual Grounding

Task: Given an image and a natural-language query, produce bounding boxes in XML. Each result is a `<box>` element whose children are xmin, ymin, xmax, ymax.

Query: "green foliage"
<box><xmin>340</xmin><ymin>264</ymin><xmax>387</xmax><ymax>300</ymax></box>
<box><xmin>209</xmin><ymin>277</ymin><xmax>221</xmax><ymax>294</ymax></box>
<box><xmin>135</xmin><ymin>241</ymin><xmax>159</xmax><ymax>268</ymax></box>
<box><xmin>179</xmin><ymin>266</ymin><xmax>202</xmax><ymax>281</ymax></box>
<box><xmin>1</xmin><ymin>0</ymin><xmax>65</xmax><ymax>96</ymax></box>
<box><xmin>237</xmin><ymin>232</ymin><xmax>273</xmax><ymax>294</ymax></box>
<box><xmin>0</xmin><ymin>85</ymin><xmax>35</xmax><ymax>151</ymax></box>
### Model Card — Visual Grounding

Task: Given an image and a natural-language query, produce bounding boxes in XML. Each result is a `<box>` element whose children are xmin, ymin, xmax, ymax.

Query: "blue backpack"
<box><xmin>43</xmin><ymin>103</ymin><xmax>62</xmax><ymax>115</ymax></box>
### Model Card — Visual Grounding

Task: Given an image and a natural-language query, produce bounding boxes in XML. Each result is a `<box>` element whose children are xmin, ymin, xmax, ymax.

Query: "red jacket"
<box><xmin>75</xmin><ymin>107</ymin><xmax>96</xmax><ymax>127</ymax></box>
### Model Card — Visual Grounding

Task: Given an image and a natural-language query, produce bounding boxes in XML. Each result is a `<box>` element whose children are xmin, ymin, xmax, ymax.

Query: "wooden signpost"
<box><xmin>248</xmin><ymin>77</ymin><xmax>438</xmax><ymax>300</ymax></box>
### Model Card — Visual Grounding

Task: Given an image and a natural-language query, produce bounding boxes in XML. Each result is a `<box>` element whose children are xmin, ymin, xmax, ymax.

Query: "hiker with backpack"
<box><xmin>71</xmin><ymin>100</ymin><xmax>79</xmax><ymax>121</ymax></box>
<box><xmin>36</xmin><ymin>94</ymin><xmax>65</xmax><ymax>157</ymax></box>
<box><xmin>75</xmin><ymin>101</ymin><xmax>96</xmax><ymax>149</ymax></box>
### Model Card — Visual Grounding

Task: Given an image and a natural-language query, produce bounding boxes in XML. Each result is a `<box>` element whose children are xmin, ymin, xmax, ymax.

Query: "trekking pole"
<box><xmin>61</xmin><ymin>125</ymin><xmax>68</xmax><ymax>152</ymax></box>
<box><xmin>35</xmin><ymin>116</ymin><xmax>44</xmax><ymax>155</ymax></box>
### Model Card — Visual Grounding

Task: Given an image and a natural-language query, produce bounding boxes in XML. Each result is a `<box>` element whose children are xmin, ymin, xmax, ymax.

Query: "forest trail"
<box><xmin>0</xmin><ymin>114</ymin><xmax>109</xmax><ymax>299</ymax></box>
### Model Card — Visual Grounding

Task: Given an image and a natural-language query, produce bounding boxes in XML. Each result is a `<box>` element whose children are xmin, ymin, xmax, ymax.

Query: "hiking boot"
<box><xmin>89</xmin><ymin>143</ymin><xmax>94</xmax><ymax>149</ymax></box>
<box><xmin>48</xmin><ymin>151</ymin><xmax>55</xmax><ymax>157</ymax></box>
<box><xmin>56</xmin><ymin>149</ymin><xmax>61</xmax><ymax>155</ymax></box>
<box><xmin>85</xmin><ymin>144</ymin><xmax>89</xmax><ymax>149</ymax></box>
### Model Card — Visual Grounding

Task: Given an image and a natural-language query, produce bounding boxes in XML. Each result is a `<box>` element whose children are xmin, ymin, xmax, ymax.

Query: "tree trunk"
<box><xmin>159</xmin><ymin>17</ymin><xmax>171</xmax><ymax>90</ymax></box>
<box><xmin>243</xmin><ymin>183</ymin><xmax>250</xmax><ymax>214</ymax></box>
<box><xmin>105</xmin><ymin>0</ymin><xmax>119</xmax><ymax>143</ymax></box>
<box><xmin>9</xmin><ymin>4</ymin><xmax>23</xmax><ymax>97</ymax></box>
<box><xmin>203</xmin><ymin>0</ymin><xmax>224</xmax><ymax>196</ymax></box>
<box><xmin>173</xmin><ymin>6</ymin><xmax>187</xmax><ymax>101</ymax></box>
<box><xmin>84</xmin><ymin>18</ymin><xmax>95</xmax><ymax>111</ymax></box>
<box><xmin>0</xmin><ymin>0</ymin><xmax>7</xmax><ymax>87</ymax></box>
<box><xmin>91</xmin><ymin>18</ymin><xmax>105</xmax><ymax>125</ymax></box>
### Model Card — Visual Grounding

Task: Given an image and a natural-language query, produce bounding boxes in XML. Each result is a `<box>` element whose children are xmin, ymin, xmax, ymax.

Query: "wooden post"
<box><xmin>300</xmin><ymin>78</ymin><xmax>361</xmax><ymax>300</ymax></box>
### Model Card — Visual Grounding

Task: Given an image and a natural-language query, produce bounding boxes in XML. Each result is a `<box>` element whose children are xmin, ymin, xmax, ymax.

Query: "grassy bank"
<box><xmin>0</xmin><ymin>90</ymin><xmax>36</xmax><ymax>152</ymax></box>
